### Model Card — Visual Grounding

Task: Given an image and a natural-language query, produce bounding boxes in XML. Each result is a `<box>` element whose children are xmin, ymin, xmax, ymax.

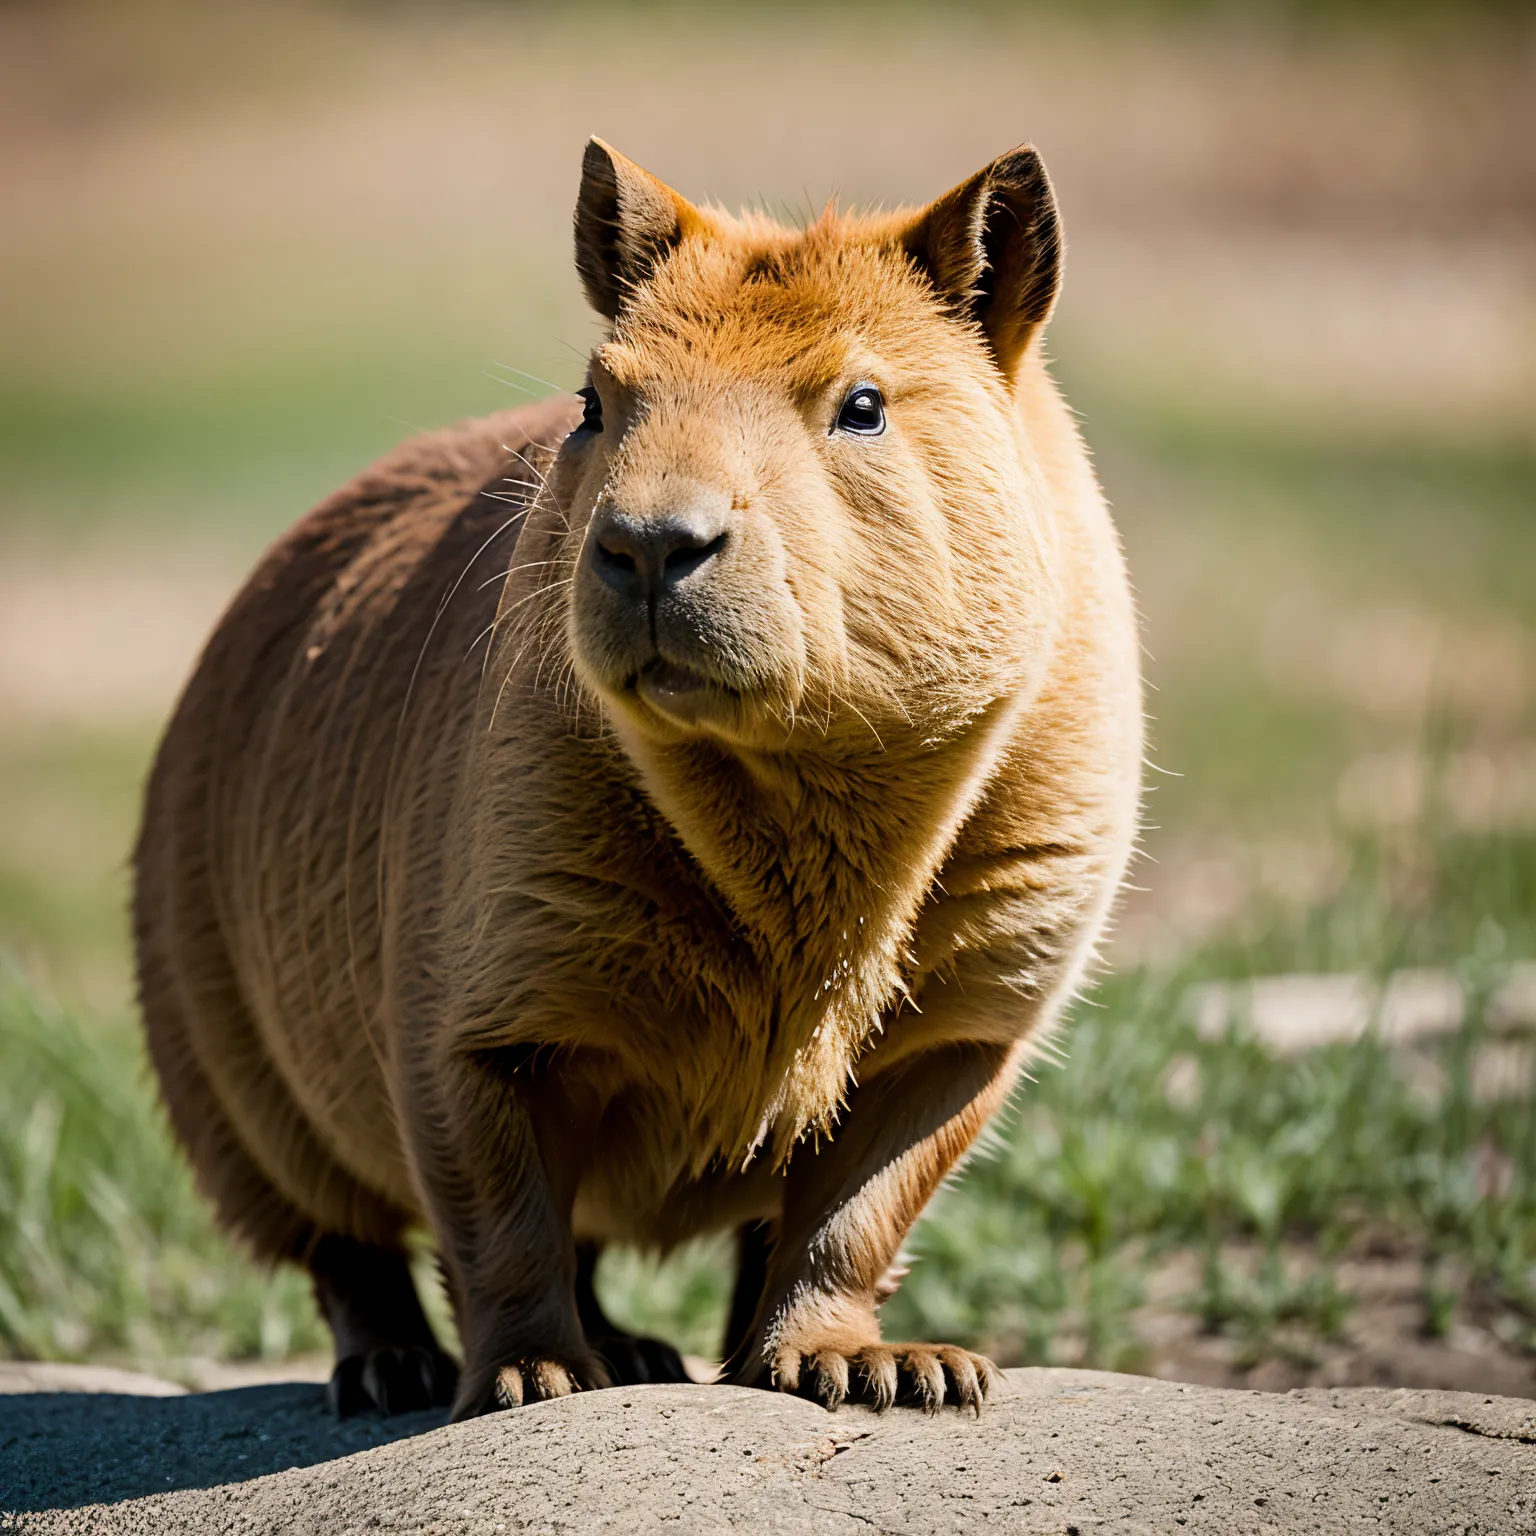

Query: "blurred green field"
<box><xmin>6</xmin><ymin>826</ymin><xmax>1535</xmax><ymax>1389</ymax></box>
<box><xmin>0</xmin><ymin>1</ymin><xmax>1532</xmax><ymax>1392</ymax></box>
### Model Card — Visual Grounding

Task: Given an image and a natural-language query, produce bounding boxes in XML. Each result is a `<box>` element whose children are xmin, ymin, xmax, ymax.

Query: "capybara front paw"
<box><xmin>770</xmin><ymin>1340</ymin><xmax>999</xmax><ymax>1414</ymax></box>
<box><xmin>453</xmin><ymin>1351</ymin><xmax>612</xmax><ymax>1418</ymax></box>
<box><xmin>328</xmin><ymin>1345</ymin><xmax>459</xmax><ymax>1417</ymax></box>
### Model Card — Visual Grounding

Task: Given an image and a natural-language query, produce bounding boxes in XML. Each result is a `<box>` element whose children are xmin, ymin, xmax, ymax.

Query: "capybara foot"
<box><xmin>590</xmin><ymin>1328</ymin><xmax>691</xmax><ymax>1386</ymax></box>
<box><xmin>453</xmin><ymin>1351</ymin><xmax>613</xmax><ymax>1418</ymax></box>
<box><xmin>770</xmin><ymin>1340</ymin><xmax>999</xmax><ymax>1414</ymax></box>
<box><xmin>328</xmin><ymin>1344</ymin><xmax>459</xmax><ymax>1417</ymax></box>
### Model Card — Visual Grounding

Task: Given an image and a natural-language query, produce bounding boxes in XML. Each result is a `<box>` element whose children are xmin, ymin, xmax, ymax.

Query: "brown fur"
<box><xmin>134</xmin><ymin>139</ymin><xmax>1141</xmax><ymax>1418</ymax></box>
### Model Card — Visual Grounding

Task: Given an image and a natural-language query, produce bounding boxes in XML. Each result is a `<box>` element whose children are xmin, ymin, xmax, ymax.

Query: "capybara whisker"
<box><xmin>491</xmin><ymin>362</ymin><xmax>567</xmax><ymax>396</ymax></box>
<box><xmin>483</xmin><ymin>370</ymin><xmax>544</xmax><ymax>400</ymax></box>
<box><xmin>474</xmin><ymin>558</ymin><xmax>568</xmax><ymax>596</ymax></box>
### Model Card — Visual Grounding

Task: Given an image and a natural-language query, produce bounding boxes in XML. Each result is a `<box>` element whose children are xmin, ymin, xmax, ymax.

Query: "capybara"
<box><xmin>133</xmin><ymin>138</ymin><xmax>1141</xmax><ymax>1419</ymax></box>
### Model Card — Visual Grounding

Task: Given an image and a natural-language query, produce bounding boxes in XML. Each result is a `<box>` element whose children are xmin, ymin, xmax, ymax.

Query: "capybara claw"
<box><xmin>454</xmin><ymin>1351</ymin><xmax>612</xmax><ymax>1418</ymax></box>
<box><xmin>770</xmin><ymin>1341</ymin><xmax>997</xmax><ymax>1415</ymax></box>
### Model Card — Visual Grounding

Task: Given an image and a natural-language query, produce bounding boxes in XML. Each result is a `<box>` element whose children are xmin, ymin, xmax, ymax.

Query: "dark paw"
<box><xmin>328</xmin><ymin>1345</ymin><xmax>459</xmax><ymax>1417</ymax></box>
<box><xmin>591</xmin><ymin>1330</ymin><xmax>692</xmax><ymax>1386</ymax></box>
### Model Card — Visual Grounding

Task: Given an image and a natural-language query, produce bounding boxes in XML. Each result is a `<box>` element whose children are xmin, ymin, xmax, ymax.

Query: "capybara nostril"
<box><xmin>662</xmin><ymin>530</ymin><xmax>727</xmax><ymax>583</ymax></box>
<box><xmin>593</xmin><ymin>537</ymin><xmax>639</xmax><ymax>587</ymax></box>
<box><xmin>590</xmin><ymin>510</ymin><xmax>728</xmax><ymax>602</ymax></box>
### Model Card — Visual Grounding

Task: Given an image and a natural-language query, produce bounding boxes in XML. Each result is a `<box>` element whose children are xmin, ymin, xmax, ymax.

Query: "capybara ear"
<box><xmin>574</xmin><ymin>138</ymin><xmax>704</xmax><ymax>321</ymax></box>
<box><xmin>902</xmin><ymin>146</ymin><xmax>1062</xmax><ymax>382</ymax></box>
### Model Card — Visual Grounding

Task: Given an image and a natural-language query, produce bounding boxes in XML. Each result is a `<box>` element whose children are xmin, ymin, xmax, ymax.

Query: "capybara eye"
<box><xmin>835</xmin><ymin>384</ymin><xmax>885</xmax><ymax>437</ymax></box>
<box><xmin>576</xmin><ymin>385</ymin><xmax>603</xmax><ymax>435</ymax></box>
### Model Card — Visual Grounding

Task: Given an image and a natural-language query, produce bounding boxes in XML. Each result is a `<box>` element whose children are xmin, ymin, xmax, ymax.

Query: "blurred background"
<box><xmin>2</xmin><ymin>0</ymin><xmax>1533</xmax><ymax>1396</ymax></box>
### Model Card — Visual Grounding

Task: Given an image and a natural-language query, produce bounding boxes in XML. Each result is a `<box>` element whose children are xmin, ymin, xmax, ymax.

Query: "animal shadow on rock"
<box><xmin>0</xmin><ymin>1382</ymin><xmax>441</xmax><ymax>1513</ymax></box>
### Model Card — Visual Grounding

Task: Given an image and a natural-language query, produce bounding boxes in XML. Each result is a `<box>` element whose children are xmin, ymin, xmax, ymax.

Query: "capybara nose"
<box><xmin>591</xmin><ymin>508</ymin><xmax>728</xmax><ymax>606</ymax></box>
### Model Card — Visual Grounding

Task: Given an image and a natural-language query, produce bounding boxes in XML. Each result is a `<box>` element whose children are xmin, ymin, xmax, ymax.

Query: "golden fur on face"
<box><xmin>560</xmin><ymin>196</ymin><xmax>1058</xmax><ymax>756</ymax></box>
<box><xmin>134</xmin><ymin>137</ymin><xmax>1142</xmax><ymax>1421</ymax></box>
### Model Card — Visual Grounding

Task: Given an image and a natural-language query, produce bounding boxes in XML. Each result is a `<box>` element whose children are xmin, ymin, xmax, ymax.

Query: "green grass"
<box><xmin>7</xmin><ymin>823</ymin><xmax>1526</xmax><ymax>1380</ymax></box>
<box><xmin>883</xmin><ymin>931</ymin><xmax>1536</xmax><ymax>1371</ymax></box>
<box><xmin>0</xmin><ymin>0</ymin><xmax>1529</xmax><ymax>1397</ymax></box>
<box><xmin>0</xmin><ymin>727</ymin><xmax>157</xmax><ymax>1001</ymax></box>
<box><xmin>596</xmin><ymin>825</ymin><xmax>1536</xmax><ymax>1374</ymax></box>
<box><xmin>0</xmin><ymin>968</ymin><xmax>327</xmax><ymax>1369</ymax></box>
<box><xmin>2</xmin><ymin>241</ymin><xmax>1532</xmax><ymax>1384</ymax></box>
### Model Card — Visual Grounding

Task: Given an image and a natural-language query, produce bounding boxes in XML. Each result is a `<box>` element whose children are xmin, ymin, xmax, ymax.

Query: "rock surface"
<box><xmin>2</xmin><ymin>1367</ymin><xmax>1532</xmax><ymax>1534</ymax></box>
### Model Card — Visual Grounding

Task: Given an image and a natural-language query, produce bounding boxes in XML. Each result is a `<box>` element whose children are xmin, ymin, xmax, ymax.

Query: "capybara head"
<box><xmin>556</xmin><ymin>139</ymin><xmax>1066</xmax><ymax>755</ymax></box>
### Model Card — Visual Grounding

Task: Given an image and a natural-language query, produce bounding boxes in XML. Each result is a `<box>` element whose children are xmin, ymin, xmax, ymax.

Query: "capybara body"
<box><xmin>134</xmin><ymin>140</ymin><xmax>1141</xmax><ymax>1418</ymax></box>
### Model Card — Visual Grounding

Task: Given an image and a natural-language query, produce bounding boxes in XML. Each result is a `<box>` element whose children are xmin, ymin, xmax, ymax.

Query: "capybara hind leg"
<box><xmin>572</xmin><ymin>1243</ymin><xmax>690</xmax><ymax>1386</ymax></box>
<box><xmin>311</xmin><ymin>1235</ymin><xmax>459</xmax><ymax>1416</ymax></box>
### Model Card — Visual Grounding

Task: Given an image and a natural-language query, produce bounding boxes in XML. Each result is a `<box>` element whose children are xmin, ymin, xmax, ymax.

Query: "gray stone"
<box><xmin>2</xmin><ymin>1367</ymin><xmax>1531</xmax><ymax>1533</ymax></box>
